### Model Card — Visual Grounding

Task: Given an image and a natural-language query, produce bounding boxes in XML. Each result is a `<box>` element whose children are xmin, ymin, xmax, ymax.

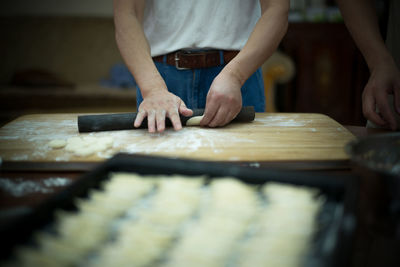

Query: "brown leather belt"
<box><xmin>153</xmin><ymin>50</ymin><xmax>239</xmax><ymax>69</ymax></box>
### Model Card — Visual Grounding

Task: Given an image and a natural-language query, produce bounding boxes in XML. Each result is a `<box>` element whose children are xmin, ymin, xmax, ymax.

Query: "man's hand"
<box><xmin>134</xmin><ymin>90</ymin><xmax>193</xmax><ymax>133</ymax></box>
<box><xmin>362</xmin><ymin>60</ymin><xmax>400</xmax><ymax>130</ymax></box>
<box><xmin>200</xmin><ymin>70</ymin><xmax>243</xmax><ymax>127</ymax></box>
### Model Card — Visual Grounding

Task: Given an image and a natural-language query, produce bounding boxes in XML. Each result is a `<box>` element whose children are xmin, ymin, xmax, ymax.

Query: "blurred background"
<box><xmin>0</xmin><ymin>0</ymin><xmax>390</xmax><ymax>127</ymax></box>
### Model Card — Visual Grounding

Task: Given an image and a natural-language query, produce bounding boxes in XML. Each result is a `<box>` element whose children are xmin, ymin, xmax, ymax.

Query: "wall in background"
<box><xmin>0</xmin><ymin>0</ymin><xmax>113</xmax><ymax>17</ymax></box>
<box><xmin>0</xmin><ymin>17</ymin><xmax>122</xmax><ymax>84</ymax></box>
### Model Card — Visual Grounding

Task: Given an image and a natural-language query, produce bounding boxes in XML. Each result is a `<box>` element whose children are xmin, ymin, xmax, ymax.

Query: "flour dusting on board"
<box><xmin>0</xmin><ymin>115</ymin><xmax>257</xmax><ymax>161</ymax></box>
<box><xmin>1</xmin><ymin>119</ymin><xmax>78</xmax><ymax>160</ymax></box>
<box><xmin>111</xmin><ymin>128</ymin><xmax>256</xmax><ymax>155</ymax></box>
<box><xmin>0</xmin><ymin>118</ymin><xmax>116</xmax><ymax>161</ymax></box>
<box><xmin>0</xmin><ymin>119</ymin><xmax>76</xmax><ymax>142</ymax></box>
<box><xmin>255</xmin><ymin>115</ymin><xmax>312</xmax><ymax>127</ymax></box>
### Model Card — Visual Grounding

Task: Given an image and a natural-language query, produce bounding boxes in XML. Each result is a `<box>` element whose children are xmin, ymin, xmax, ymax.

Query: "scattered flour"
<box><xmin>11</xmin><ymin>155</ymin><xmax>29</xmax><ymax>161</ymax></box>
<box><xmin>255</xmin><ymin>115</ymin><xmax>312</xmax><ymax>127</ymax></box>
<box><xmin>0</xmin><ymin>119</ymin><xmax>76</xmax><ymax>143</ymax></box>
<box><xmin>42</xmin><ymin>177</ymin><xmax>71</xmax><ymax>187</ymax></box>
<box><xmin>0</xmin><ymin>118</ymin><xmax>116</xmax><ymax>160</ymax></box>
<box><xmin>111</xmin><ymin>128</ymin><xmax>256</xmax><ymax>155</ymax></box>
<box><xmin>0</xmin><ymin>177</ymin><xmax>71</xmax><ymax>197</ymax></box>
<box><xmin>249</xmin><ymin>162</ymin><xmax>260</xmax><ymax>168</ymax></box>
<box><xmin>1</xmin><ymin>119</ymin><xmax>77</xmax><ymax>160</ymax></box>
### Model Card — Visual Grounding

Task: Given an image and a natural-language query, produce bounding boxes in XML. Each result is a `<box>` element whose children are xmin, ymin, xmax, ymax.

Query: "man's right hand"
<box><xmin>114</xmin><ymin>0</ymin><xmax>193</xmax><ymax>133</ymax></box>
<box><xmin>134</xmin><ymin>90</ymin><xmax>193</xmax><ymax>133</ymax></box>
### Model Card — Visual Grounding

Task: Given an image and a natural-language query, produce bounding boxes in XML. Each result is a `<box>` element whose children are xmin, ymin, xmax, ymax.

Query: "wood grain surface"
<box><xmin>0</xmin><ymin>113</ymin><xmax>355</xmax><ymax>163</ymax></box>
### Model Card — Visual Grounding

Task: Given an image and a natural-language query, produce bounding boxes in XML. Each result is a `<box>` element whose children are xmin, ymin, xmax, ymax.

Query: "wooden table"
<box><xmin>0</xmin><ymin>112</ymin><xmax>355</xmax><ymax>171</ymax></box>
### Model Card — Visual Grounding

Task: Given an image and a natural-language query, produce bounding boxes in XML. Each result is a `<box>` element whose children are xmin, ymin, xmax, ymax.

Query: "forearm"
<box><xmin>336</xmin><ymin>0</ymin><xmax>394</xmax><ymax>70</ymax></box>
<box><xmin>113</xmin><ymin>0</ymin><xmax>167</xmax><ymax>97</ymax></box>
<box><xmin>224</xmin><ymin>1</ymin><xmax>289</xmax><ymax>85</ymax></box>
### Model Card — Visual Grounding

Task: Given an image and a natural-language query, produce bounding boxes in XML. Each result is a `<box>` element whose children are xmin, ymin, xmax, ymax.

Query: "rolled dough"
<box><xmin>48</xmin><ymin>139</ymin><xmax>67</xmax><ymax>149</ymax></box>
<box><xmin>185</xmin><ymin>115</ymin><xmax>204</xmax><ymax>126</ymax></box>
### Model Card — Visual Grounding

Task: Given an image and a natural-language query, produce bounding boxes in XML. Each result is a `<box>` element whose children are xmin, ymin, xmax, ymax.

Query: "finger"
<box><xmin>156</xmin><ymin>110</ymin><xmax>166</xmax><ymax>133</ymax></box>
<box><xmin>179</xmin><ymin>102</ymin><xmax>193</xmax><ymax>117</ymax></box>
<box><xmin>134</xmin><ymin>110</ymin><xmax>146</xmax><ymax>128</ymax></box>
<box><xmin>208</xmin><ymin>107</ymin><xmax>229</xmax><ymax>128</ymax></box>
<box><xmin>209</xmin><ymin>101</ymin><xmax>241</xmax><ymax>127</ymax></box>
<box><xmin>376</xmin><ymin>92</ymin><xmax>397</xmax><ymax>130</ymax></box>
<box><xmin>221</xmin><ymin>104</ymin><xmax>242</xmax><ymax>126</ymax></box>
<box><xmin>168</xmin><ymin>108</ymin><xmax>182</xmax><ymax>131</ymax></box>
<box><xmin>362</xmin><ymin>90</ymin><xmax>386</xmax><ymax>126</ymax></box>
<box><xmin>147</xmin><ymin>110</ymin><xmax>156</xmax><ymax>133</ymax></box>
<box><xmin>221</xmin><ymin>109</ymin><xmax>240</xmax><ymax>126</ymax></box>
<box><xmin>200</xmin><ymin>102</ymin><xmax>219</xmax><ymax>127</ymax></box>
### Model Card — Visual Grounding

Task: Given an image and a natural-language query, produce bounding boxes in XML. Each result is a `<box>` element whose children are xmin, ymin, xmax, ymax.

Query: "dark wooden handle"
<box><xmin>78</xmin><ymin>106</ymin><xmax>255</xmax><ymax>132</ymax></box>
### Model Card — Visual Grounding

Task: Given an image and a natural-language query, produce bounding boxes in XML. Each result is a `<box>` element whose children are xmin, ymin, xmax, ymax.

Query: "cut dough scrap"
<box><xmin>65</xmin><ymin>136</ymin><xmax>114</xmax><ymax>157</ymax></box>
<box><xmin>48</xmin><ymin>139</ymin><xmax>67</xmax><ymax>149</ymax></box>
<box><xmin>185</xmin><ymin>115</ymin><xmax>204</xmax><ymax>126</ymax></box>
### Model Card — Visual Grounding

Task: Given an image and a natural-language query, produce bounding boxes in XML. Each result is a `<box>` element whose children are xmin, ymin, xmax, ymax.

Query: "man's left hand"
<box><xmin>200</xmin><ymin>71</ymin><xmax>243</xmax><ymax>127</ymax></box>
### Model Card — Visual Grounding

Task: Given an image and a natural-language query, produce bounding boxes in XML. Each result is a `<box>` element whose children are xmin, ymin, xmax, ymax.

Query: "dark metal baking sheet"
<box><xmin>0</xmin><ymin>153</ymin><xmax>358</xmax><ymax>267</ymax></box>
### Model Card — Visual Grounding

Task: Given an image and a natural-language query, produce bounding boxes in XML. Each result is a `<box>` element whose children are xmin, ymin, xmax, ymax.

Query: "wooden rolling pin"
<box><xmin>78</xmin><ymin>106</ymin><xmax>255</xmax><ymax>132</ymax></box>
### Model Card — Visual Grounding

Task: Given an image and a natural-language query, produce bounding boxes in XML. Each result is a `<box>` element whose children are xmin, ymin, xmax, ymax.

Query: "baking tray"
<box><xmin>346</xmin><ymin>132</ymin><xmax>400</xmax><ymax>177</ymax></box>
<box><xmin>0</xmin><ymin>153</ymin><xmax>358</xmax><ymax>266</ymax></box>
<box><xmin>346</xmin><ymin>132</ymin><xmax>400</xmax><ymax>226</ymax></box>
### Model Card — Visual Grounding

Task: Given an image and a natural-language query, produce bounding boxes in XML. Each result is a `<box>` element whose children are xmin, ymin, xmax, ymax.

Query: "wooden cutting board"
<box><xmin>0</xmin><ymin>113</ymin><xmax>355</xmax><ymax>164</ymax></box>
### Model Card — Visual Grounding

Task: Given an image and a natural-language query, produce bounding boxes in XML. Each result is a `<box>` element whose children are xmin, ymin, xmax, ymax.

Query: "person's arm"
<box><xmin>113</xmin><ymin>0</ymin><xmax>192</xmax><ymax>133</ymax></box>
<box><xmin>200</xmin><ymin>0</ymin><xmax>289</xmax><ymax>127</ymax></box>
<box><xmin>336</xmin><ymin>0</ymin><xmax>400</xmax><ymax>130</ymax></box>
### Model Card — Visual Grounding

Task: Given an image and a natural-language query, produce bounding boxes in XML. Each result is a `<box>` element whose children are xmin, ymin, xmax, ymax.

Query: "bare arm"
<box><xmin>201</xmin><ymin>0</ymin><xmax>289</xmax><ymax>127</ymax></box>
<box><xmin>113</xmin><ymin>0</ymin><xmax>192</xmax><ymax>133</ymax></box>
<box><xmin>337</xmin><ymin>0</ymin><xmax>400</xmax><ymax>130</ymax></box>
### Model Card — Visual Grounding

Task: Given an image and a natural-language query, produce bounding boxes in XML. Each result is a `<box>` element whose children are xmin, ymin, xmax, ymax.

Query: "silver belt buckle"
<box><xmin>174</xmin><ymin>51</ymin><xmax>189</xmax><ymax>70</ymax></box>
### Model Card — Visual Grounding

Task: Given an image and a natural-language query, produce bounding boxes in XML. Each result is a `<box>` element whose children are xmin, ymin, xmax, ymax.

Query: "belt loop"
<box><xmin>219</xmin><ymin>51</ymin><xmax>224</xmax><ymax>65</ymax></box>
<box><xmin>163</xmin><ymin>55</ymin><xmax>167</xmax><ymax>64</ymax></box>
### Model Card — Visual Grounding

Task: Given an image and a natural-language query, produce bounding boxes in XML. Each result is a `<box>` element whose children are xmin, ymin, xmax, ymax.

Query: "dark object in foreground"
<box><xmin>0</xmin><ymin>153</ymin><xmax>357</xmax><ymax>267</ymax></box>
<box><xmin>77</xmin><ymin>106</ymin><xmax>255</xmax><ymax>132</ymax></box>
<box><xmin>346</xmin><ymin>133</ymin><xmax>400</xmax><ymax>232</ymax></box>
<box><xmin>346</xmin><ymin>133</ymin><xmax>400</xmax><ymax>177</ymax></box>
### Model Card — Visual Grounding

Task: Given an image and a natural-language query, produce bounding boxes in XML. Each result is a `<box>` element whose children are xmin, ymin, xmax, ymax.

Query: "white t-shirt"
<box><xmin>143</xmin><ymin>0</ymin><xmax>261</xmax><ymax>57</ymax></box>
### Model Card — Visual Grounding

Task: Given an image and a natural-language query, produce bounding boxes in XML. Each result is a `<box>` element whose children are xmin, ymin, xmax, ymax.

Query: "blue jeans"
<box><xmin>135</xmin><ymin>60</ymin><xmax>265</xmax><ymax>112</ymax></box>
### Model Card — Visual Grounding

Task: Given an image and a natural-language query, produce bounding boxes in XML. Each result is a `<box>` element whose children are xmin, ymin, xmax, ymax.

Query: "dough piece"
<box><xmin>185</xmin><ymin>115</ymin><xmax>204</xmax><ymax>126</ymax></box>
<box><xmin>48</xmin><ymin>139</ymin><xmax>67</xmax><ymax>149</ymax></box>
<box><xmin>65</xmin><ymin>136</ymin><xmax>114</xmax><ymax>157</ymax></box>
